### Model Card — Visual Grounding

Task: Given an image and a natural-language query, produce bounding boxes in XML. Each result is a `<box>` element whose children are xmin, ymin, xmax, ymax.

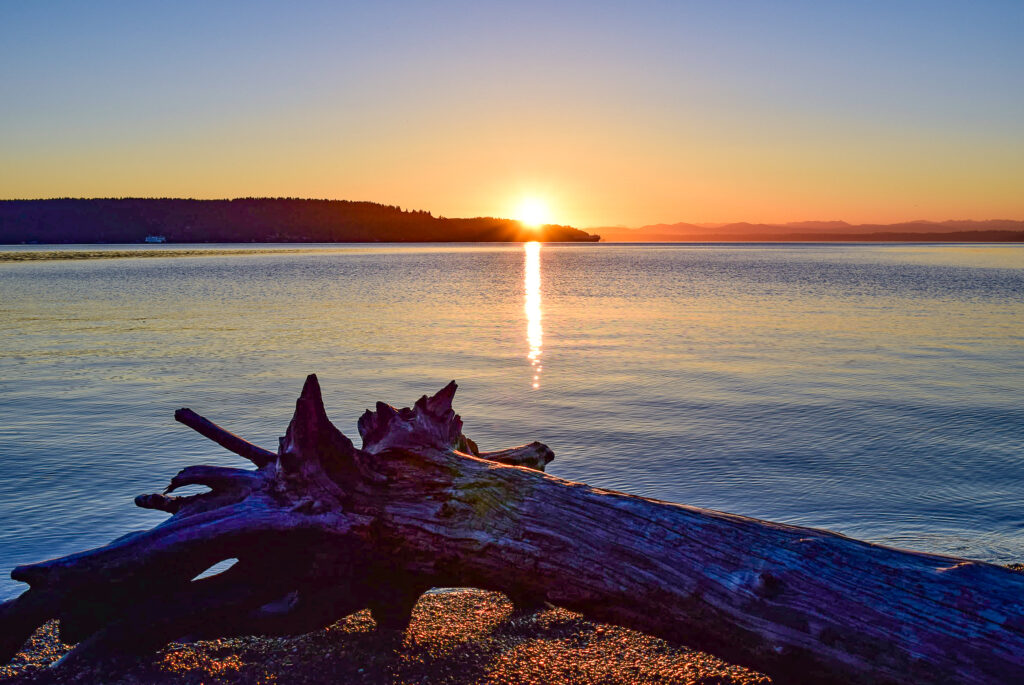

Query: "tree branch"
<box><xmin>174</xmin><ymin>408</ymin><xmax>277</xmax><ymax>467</ymax></box>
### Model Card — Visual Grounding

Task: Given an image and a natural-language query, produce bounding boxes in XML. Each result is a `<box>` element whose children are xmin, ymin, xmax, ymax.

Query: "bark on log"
<box><xmin>2</xmin><ymin>375</ymin><xmax>1022</xmax><ymax>684</ymax></box>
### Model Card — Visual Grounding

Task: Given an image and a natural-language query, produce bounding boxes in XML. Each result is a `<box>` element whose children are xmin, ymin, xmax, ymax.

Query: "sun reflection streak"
<box><xmin>524</xmin><ymin>241</ymin><xmax>543</xmax><ymax>389</ymax></box>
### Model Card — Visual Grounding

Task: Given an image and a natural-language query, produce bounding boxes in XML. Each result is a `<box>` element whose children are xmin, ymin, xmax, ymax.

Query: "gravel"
<box><xmin>0</xmin><ymin>590</ymin><xmax>770</xmax><ymax>685</ymax></box>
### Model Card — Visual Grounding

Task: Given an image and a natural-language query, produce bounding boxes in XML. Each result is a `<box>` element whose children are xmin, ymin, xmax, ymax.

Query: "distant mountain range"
<box><xmin>3</xmin><ymin>199</ymin><xmax>1021</xmax><ymax>244</ymax></box>
<box><xmin>0</xmin><ymin>198</ymin><xmax>600</xmax><ymax>244</ymax></box>
<box><xmin>589</xmin><ymin>220</ymin><xmax>1024</xmax><ymax>242</ymax></box>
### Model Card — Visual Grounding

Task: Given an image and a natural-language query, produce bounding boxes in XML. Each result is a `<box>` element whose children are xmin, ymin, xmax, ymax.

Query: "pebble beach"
<box><xmin>1</xmin><ymin>590</ymin><xmax>769</xmax><ymax>685</ymax></box>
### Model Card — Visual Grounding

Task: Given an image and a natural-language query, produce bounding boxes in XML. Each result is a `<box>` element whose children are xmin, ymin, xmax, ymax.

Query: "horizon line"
<box><xmin>1</xmin><ymin>197</ymin><xmax>1021</xmax><ymax>228</ymax></box>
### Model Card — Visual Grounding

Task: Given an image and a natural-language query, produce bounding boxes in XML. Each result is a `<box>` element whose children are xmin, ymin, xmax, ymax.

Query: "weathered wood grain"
<box><xmin>2</xmin><ymin>375</ymin><xmax>1021</xmax><ymax>683</ymax></box>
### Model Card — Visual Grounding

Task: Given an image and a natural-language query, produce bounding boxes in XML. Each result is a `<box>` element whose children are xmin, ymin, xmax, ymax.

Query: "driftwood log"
<box><xmin>2</xmin><ymin>376</ymin><xmax>1023</xmax><ymax>683</ymax></box>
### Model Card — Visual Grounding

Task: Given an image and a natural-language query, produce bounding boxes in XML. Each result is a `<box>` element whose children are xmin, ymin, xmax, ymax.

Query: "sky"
<box><xmin>2</xmin><ymin>1</ymin><xmax>1022</xmax><ymax>227</ymax></box>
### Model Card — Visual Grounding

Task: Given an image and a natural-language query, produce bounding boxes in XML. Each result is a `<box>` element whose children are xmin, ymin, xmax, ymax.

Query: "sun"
<box><xmin>515</xmin><ymin>198</ymin><xmax>552</xmax><ymax>228</ymax></box>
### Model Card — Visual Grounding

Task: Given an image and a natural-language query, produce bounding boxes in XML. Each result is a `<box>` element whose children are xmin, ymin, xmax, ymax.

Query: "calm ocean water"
<box><xmin>0</xmin><ymin>242</ymin><xmax>1022</xmax><ymax>600</ymax></box>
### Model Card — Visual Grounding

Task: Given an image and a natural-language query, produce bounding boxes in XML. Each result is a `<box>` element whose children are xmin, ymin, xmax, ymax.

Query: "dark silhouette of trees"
<box><xmin>0</xmin><ymin>198</ymin><xmax>601</xmax><ymax>244</ymax></box>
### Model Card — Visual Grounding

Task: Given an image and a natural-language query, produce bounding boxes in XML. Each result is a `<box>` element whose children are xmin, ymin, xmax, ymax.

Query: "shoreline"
<box><xmin>0</xmin><ymin>248</ymin><xmax>333</xmax><ymax>262</ymax></box>
<box><xmin>1</xmin><ymin>590</ymin><xmax>769</xmax><ymax>684</ymax></box>
<box><xmin>3</xmin><ymin>240</ymin><xmax>1023</xmax><ymax>264</ymax></box>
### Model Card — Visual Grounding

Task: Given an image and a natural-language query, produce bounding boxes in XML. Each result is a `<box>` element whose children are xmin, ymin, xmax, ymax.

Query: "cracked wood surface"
<box><xmin>2</xmin><ymin>375</ymin><xmax>1022</xmax><ymax>683</ymax></box>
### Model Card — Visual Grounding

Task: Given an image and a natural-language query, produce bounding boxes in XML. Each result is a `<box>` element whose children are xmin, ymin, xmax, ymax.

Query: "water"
<box><xmin>0</xmin><ymin>242</ymin><xmax>1022</xmax><ymax>600</ymax></box>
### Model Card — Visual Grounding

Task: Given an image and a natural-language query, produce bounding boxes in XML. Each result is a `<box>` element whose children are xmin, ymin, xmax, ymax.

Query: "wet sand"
<box><xmin>0</xmin><ymin>590</ymin><xmax>769</xmax><ymax>685</ymax></box>
<box><xmin>0</xmin><ymin>248</ymin><xmax>331</xmax><ymax>262</ymax></box>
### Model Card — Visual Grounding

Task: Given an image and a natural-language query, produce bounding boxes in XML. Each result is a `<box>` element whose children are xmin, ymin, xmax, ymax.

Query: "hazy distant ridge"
<box><xmin>592</xmin><ymin>219</ymin><xmax>1024</xmax><ymax>242</ymax></box>
<box><xmin>0</xmin><ymin>198</ymin><xmax>600</xmax><ymax>244</ymax></box>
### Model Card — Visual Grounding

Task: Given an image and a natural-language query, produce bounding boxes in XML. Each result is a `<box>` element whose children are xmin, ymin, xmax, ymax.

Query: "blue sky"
<box><xmin>3</xmin><ymin>1</ymin><xmax>1022</xmax><ymax>225</ymax></box>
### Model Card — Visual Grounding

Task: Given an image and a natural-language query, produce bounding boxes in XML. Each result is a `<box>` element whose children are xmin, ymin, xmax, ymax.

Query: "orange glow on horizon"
<box><xmin>515</xmin><ymin>198</ymin><xmax>553</xmax><ymax>228</ymax></box>
<box><xmin>2</xmin><ymin>6</ymin><xmax>1021</xmax><ymax>228</ymax></box>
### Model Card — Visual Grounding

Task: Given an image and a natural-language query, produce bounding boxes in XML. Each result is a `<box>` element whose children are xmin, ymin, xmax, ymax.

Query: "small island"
<box><xmin>0</xmin><ymin>198</ymin><xmax>601</xmax><ymax>244</ymax></box>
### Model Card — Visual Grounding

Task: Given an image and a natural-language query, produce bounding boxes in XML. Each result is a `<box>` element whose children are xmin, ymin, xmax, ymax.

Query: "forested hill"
<box><xmin>0</xmin><ymin>198</ymin><xmax>600</xmax><ymax>243</ymax></box>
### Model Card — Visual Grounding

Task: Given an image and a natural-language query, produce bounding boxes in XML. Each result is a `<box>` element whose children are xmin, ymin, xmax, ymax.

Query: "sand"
<box><xmin>0</xmin><ymin>590</ymin><xmax>769</xmax><ymax>685</ymax></box>
<box><xmin>0</xmin><ymin>249</ymin><xmax>333</xmax><ymax>262</ymax></box>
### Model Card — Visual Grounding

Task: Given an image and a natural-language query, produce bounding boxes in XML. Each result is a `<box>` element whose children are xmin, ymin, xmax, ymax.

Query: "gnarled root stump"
<box><xmin>2</xmin><ymin>376</ymin><xmax>1023</xmax><ymax>684</ymax></box>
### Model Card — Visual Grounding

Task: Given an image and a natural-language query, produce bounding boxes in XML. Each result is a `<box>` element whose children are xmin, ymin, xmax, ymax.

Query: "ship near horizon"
<box><xmin>1</xmin><ymin>2</ymin><xmax>1022</xmax><ymax>683</ymax></box>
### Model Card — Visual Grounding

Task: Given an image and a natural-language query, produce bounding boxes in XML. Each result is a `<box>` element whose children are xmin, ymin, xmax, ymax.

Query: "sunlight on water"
<box><xmin>524</xmin><ymin>241</ymin><xmax>543</xmax><ymax>389</ymax></box>
<box><xmin>0</xmin><ymin>242</ymin><xmax>1023</xmax><ymax>599</ymax></box>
